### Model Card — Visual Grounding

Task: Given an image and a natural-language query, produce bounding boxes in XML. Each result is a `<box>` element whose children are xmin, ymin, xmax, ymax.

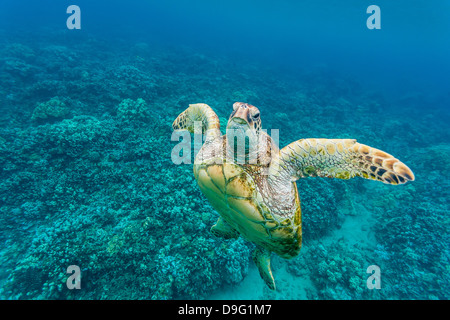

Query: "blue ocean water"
<box><xmin>0</xmin><ymin>0</ymin><xmax>448</xmax><ymax>300</ymax></box>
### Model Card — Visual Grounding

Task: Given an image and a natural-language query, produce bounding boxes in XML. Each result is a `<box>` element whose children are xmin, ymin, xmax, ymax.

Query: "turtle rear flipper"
<box><xmin>271</xmin><ymin>138</ymin><xmax>414</xmax><ymax>185</ymax></box>
<box><xmin>172</xmin><ymin>103</ymin><xmax>221</xmax><ymax>142</ymax></box>
<box><xmin>252</xmin><ymin>247</ymin><xmax>276</xmax><ymax>291</ymax></box>
<box><xmin>211</xmin><ymin>217</ymin><xmax>239</xmax><ymax>239</ymax></box>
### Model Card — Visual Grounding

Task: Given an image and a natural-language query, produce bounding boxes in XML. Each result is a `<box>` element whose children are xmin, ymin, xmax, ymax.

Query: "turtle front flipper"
<box><xmin>172</xmin><ymin>103</ymin><xmax>221</xmax><ymax>142</ymax></box>
<box><xmin>270</xmin><ymin>138</ymin><xmax>414</xmax><ymax>185</ymax></box>
<box><xmin>252</xmin><ymin>247</ymin><xmax>276</xmax><ymax>290</ymax></box>
<box><xmin>211</xmin><ymin>217</ymin><xmax>239</xmax><ymax>239</ymax></box>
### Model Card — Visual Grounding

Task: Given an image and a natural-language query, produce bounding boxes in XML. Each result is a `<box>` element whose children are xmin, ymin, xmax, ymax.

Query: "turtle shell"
<box><xmin>194</xmin><ymin>161</ymin><xmax>302</xmax><ymax>259</ymax></box>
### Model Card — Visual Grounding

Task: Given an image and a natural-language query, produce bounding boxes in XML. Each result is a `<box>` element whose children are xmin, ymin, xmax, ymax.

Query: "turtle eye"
<box><xmin>252</xmin><ymin>110</ymin><xmax>260</xmax><ymax>119</ymax></box>
<box><xmin>233</xmin><ymin>103</ymin><xmax>240</xmax><ymax>111</ymax></box>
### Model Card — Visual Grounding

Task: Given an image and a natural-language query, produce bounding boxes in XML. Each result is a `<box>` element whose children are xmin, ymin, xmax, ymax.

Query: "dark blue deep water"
<box><xmin>0</xmin><ymin>0</ymin><xmax>448</xmax><ymax>300</ymax></box>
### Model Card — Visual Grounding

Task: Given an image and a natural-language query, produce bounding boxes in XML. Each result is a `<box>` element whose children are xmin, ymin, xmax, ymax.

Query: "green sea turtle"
<box><xmin>172</xmin><ymin>102</ymin><xmax>414</xmax><ymax>290</ymax></box>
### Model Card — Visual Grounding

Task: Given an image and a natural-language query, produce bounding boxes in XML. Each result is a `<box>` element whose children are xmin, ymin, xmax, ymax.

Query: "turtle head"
<box><xmin>227</xmin><ymin>102</ymin><xmax>261</xmax><ymax>134</ymax></box>
<box><xmin>226</xmin><ymin>102</ymin><xmax>262</xmax><ymax>163</ymax></box>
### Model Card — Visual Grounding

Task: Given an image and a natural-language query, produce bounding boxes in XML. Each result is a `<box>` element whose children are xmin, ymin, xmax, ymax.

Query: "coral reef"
<box><xmin>32</xmin><ymin>97</ymin><xmax>69</xmax><ymax>122</ymax></box>
<box><xmin>298</xmin><ymin>241</ymin><xmax>380</xmax><ymax>300</ymax></box>
<box><xmin>0</xmin><ymin>29</ymin><xmax>448</xmax><ymax>300</ymax></box>
<box><xmin>116</xmin><ymin>98</ymin><xmax>149</xmax><ymax>121</ymax></box>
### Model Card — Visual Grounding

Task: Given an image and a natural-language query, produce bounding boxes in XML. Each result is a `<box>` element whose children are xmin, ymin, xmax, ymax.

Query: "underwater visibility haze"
<box><xmin>0</xmin><ymin>0</ymin><xmax>449</xmax><ymax>300</ymax></box>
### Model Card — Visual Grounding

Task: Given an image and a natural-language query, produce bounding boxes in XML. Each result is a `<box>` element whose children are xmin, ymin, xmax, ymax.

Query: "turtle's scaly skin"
<box><xmin>172</xmin><ymin>103</ymin><xmax>221</xmax><ymax>142</ymax></box>
<box><xmin>269</xmin><ymin>138</ymin><xmax>414</xmax><ymax>184</ymax></box>
<box><xmin>173</xmin><ymin>102</ymin><xmax>415</xmax><ymax>290</ymax></box>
